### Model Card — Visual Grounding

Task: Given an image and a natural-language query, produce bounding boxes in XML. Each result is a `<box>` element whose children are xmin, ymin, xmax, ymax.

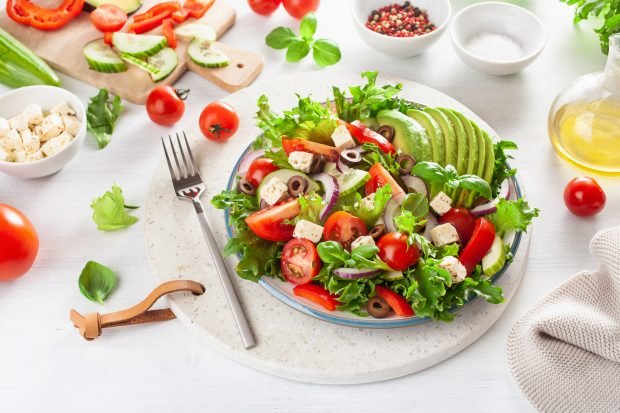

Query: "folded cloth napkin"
<box><xmin>507</xmin><ymin>227</ymin><xmax>620</xmax><ymax>413</ymax></box>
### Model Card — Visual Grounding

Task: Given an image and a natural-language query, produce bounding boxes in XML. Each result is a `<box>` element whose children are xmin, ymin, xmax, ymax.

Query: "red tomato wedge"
<box><xmin>282</xmin><ymin>137</ymin><xmax>339</xmax><ymax>162</ymax></box>
<box><xmin>183</xmin><ymin>0</ymin><xmax>214</xmax><ymax>18</ymax></box>
<box><xmin>459</xmin><ymin>217</ymin><xmax>496</xmax><ymax>273</ymax></box>
<box><xmin>281</xmin><ymin>238</ymin><xmax>321</xmax><ymax>285</ymax></box>
<box><xmin>162</xmin><ymin>18</ymin><xmax>177</xmax><ymax>48</ymax></box>
<box><xmin>375</xmin><ymin>285</ymin><xmax>414</xmax><ymax>317</ymax></box>
<box><xmin>365</xmin><ymin>163</ymin><xmax>405</xmax><ymax>196</ymax></box>
<box><xmin>345</xmin><ymin>121</ymin><xmax>396</xmax><ymax>154</ymax></box>
<box><xmin>90</xmin><ymin>4</ymin><xmax>127</xmax><ymax>32</ymax></box>
<box><xmin>293</xmin><ymin>283</ymin><xmax>340</xmax><ymax>311</ymax></box>
<box><xmin>245</xmin><ymin>199</ymin><xmax>300</xmax><ymax>242</ymax></box>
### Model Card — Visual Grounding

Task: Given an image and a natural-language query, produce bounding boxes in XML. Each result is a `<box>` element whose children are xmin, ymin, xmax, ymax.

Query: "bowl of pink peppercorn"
<box><xmin>352</xmin><ymin>0</ymin><xmax>451</xmax><ymax>58</ymax></box>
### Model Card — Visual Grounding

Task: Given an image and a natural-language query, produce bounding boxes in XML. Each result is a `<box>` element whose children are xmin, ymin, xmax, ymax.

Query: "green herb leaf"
<box><xmin>78</xmin><ymin>261</ymin><xmax>117</xmax><ymax>304</ymax></box>
<box><xmin>86</xmin><ymin>89</ymin><xmax>124</xmax><ymax>149</ymax></box>
<box><xmin>266</xmin><ymin>27</ymin><xmax>299</xmax><ymax>49</ymax></box>
<box><xmin>401</xmin><ymin>192</ymin><xmax>429</xmax><ymax>218</ymax></box>
<box><xmin>361</xmin><ymin>143</ymin><xmax>402</xmax><ymax>177</ymax></box>
<box><xmin>90</xmin><ymin>184</ymin><xmax>138</xmax><ymax>231</ymax></box>
<box><xmin>456</xmin><ymin>174</ymin><xmax>492</xmax><ymax>200</ymax></box>
<box><xmin>299</xmin><ymin>13</ymin><xmax>317</xmax><ymax>39</ymax></box>
<box><xmin>312</xmin><ymin>38</ymin><xmax>342</xmax><ymax>67</ymax></box>
<box><xmin>487</xmin><ymin>198</ymin><xmax>539</xmax><ymax>236</ymax></box>
<box><xmin>286</xmin><ymin>39</ymin><xmax>311</xmax><ymax>62</ymax></box>
<box><xmin>490</xmin><ymin>140</ymin><xmax>517</xmax><ymax>198</ymax></box>
<box><xmin>411</xmin><ymin>161</ymin><xmax>447</xmax><ymax>183</ymax></box>
<box><xmin>287</xmin><ymin>193</ymin><xmax>324</xmax><ymax>225</ymax></box>
<box><xmin>317</xmin><ymin>241</ymin><xmax>349</xmax><ymax>264</ymax></box>
<box><xmin>560</xmin><ymin>0</ymin><xmax>620</xmax><ymax>54</ymax></box>
<box><xmin>342</xmin><ymin>184</ymin><xmax>392</xmax><ymax>227</ymax></box>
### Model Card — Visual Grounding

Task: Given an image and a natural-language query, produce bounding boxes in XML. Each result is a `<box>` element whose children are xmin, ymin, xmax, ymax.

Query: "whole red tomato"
<box><xmin>246</xmin><ymin>158</ymin><xmax>279</xmax><ymax>187</ymax></box>
<box><xmin>377</xmin><ymin>232</ymin><xmax>419</xmax><ymax>271</ymax></box>
<box><xmin>0</xmin><ymin>205</ymin><xmax>39</xmax><ymax>281</ymax></box>
<box><xmin>248</xmin><ymin>0</ymin><xmax>281</xmax><ymax>15</ymax></box>
<box><xmin>564</xmin><ymin>177</ymin><xmax>606</xmax><ymax>217</ymax></box>
<box><xmin>199</xmin><ymin>102</ymin><xmax>239</xmax><ymax>142</ymax></box>
<box><xmin>146</xmin><ymin>86</ymin><xmax>188</xmax><ymax>126</ymax></box>
<box><xmin>440</xmin><ymin>208</ymin><xmax>477</xmax><ymax>244</ymax></box>
<box><xmin>282</xmin><ymin>0</ymin><xmax>319</xmax><ymax>19</ymax></box>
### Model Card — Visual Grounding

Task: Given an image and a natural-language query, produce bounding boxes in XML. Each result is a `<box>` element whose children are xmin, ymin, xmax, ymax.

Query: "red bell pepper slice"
<box><xmin>182</xmin><ymin>0</ymin><xmax>214</xmax><ymax>19</ymax></box>
<box><xmin>162</xmin><ymin>18</ymin><xmax>177</xmax><ymax>49</ymax></box>
<box><xmin>293</xmin><ymin>284</ymin><xmax>340</xmax><ymax>311</ymax></box>
<box><xmin>345</xmin><ymin>120</ymin><xmax>396</xmax><ymax>154</ymax></box>
<box><xmin>133</xmin><ymin>1</ymin><xmax>181</xmax><ymax>22</ymax></box>
<box><xmin>171</xmin><ymin>8</ymin><xmax>190</xmax><ymax>23</ymax></box>
<box><xmin>282</xmin><ymin>137</ymin><xmax>339</xmax><ymax>162</ymax></box>
<box><xmin>128</xmin><ymin>10</ymin><xmax>172</xmax><ymax>34</ymax></box>
<box><xmin>459</xmin><ymin>217</ymin><xmax>496</xmax><ymax>274</ymax></box>
<box><xmin>375</xmin><ymin>285</ymin><xmax>414</xmax><ymax>317</ymax></box>
<box><xmin>6</xmin><ymin>0</ymin><xmax>84</xmax><ymax>30</ymax></box>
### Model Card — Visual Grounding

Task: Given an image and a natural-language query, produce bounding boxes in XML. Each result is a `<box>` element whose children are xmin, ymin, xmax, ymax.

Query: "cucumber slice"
<box><xmin>482</xmin><ymin>235</ymin><xmax>507</xmax><ymax>276</ymax></box>
<box><xmin>337</xmin><ymin>169</ymin><xmax>371</xmax><ymax>196</ymax></box>
<box><xmin>83</xmin><ymin>40</ymin><xmax>127</xmax><ymax>73</ymax></box>
<box><xmin>188</xmin><ymin>39</ymin><xmax>229</xmax><ymax>68</ymax></box>
<box><xmin>147</xmin><ymin>48</ymin><xmax>178</xmax><ymax>82</ymax></box>
<box><xmin>257</xmin><ymin>169</ymin><xmax>320</xmax><ymax>200</ymax></box>
<box><xmin>383</xmin><ymin>271</ymin><xmax>404</xmax><ymax>280</ymax></box>
<box><xmin>112</xmin><ymin>33</ymin><xmax>167</xmax><ymax>58</ymax></box>
<box><xmin>175</xmin><ymin>23</ymin><xmax>216</xmax><ymax>43</ymax></box>
<box><xmin>120</xmin><ymin>53</ymin><xmax>160</xmax><ymax>75</ymax></box>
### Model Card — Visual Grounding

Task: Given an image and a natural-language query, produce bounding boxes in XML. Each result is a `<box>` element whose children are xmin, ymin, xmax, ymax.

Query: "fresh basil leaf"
<box><xmin>90</xmin><ymin>184</ymin><xmax>138</xmax><ymax>231</ymax></box>
<box><xmin>457</xmin><ymin>174</ymin><xmax>492</xmax><ymax>200</ymax></box>
<box><xmin>286</xmin><ymin>39</ymin><xmax>311</xmax><ymax>62</ymax></box>
<box><xmin>86</xmin><ymin>89</ymin><xmax>124</xmax><ymax>149</ymax></box>
<box><xmin>299</xmin><ymin>12</ymin><xmax>317</xmax><ymax>39</ymax></box>
<box><xmin>317</xmin><ymin>241</ymin><xmax>348</xmax><ymax>265</ymax></box>
<box><xmin>411</xmin><ymin>161</ymin><xmax>447</xmax><ymax>183</ymax></box>
<box><xmin>78</xmin><ymin>261</ymin><xmax>117</xmax><ymax>304</ymax></box>
<box><xmin>312</xmin><ymin>38</ymin><xmax>341</xmax><ymax>67</ymax></box>
<box><xmin>401</xmin><ymin>192</ymin><xmax>429</xmax><ymax>218</ymax></box>
<box><xmin>266</xmin><ymin>27</ymin><xmax>298</xmax><ymax>49</ymax></box>
<box><xmin>350</xmin><ymin>245</ymin><xmax>392</xmax><ymax>270</ymax></box>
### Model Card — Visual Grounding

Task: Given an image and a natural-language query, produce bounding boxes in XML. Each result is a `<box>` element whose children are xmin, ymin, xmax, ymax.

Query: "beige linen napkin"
<box><xmin>507</xmin><ymin>227</ymin><xmax>620</xmax><ymax>413</ymax></box>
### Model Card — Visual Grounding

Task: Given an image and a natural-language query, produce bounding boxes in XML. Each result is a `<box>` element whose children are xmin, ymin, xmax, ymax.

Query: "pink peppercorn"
<box><xmin>365</xmin><ymin>1</ymin><xmax>436</xmax><ymax>38</ymax></box>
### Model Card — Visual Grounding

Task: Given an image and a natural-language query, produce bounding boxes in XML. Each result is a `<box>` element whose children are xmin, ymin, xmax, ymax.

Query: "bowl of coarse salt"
<box><xmin>450</xmin><ymin>2</ymin><xmax>546</xmax><ymax>76</ymax></box>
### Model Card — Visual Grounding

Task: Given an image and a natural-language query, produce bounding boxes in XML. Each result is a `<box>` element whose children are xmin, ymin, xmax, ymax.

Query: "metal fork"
<box><xmin>161</xmin><ymin>132</ymin><xmax>256</xmax><ymax>350</ymax></box>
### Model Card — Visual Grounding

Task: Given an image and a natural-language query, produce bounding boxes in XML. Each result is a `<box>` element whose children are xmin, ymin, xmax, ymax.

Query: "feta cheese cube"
<box><xmin>41</xmin><ymin>132</ymin><xmax>71</xmax><ymax>158</ymax></box>
<box><xmin>51</xmin><ymin>101</ymin><xmax>75</xmax><ymax>116</ymax></box>
<box><xmin>62</xmin><ymin>115</ymin><xmax>81</xmax><ymax>137</ymax></box>
<box><xmin>430</xmin><ymin>191</ymin><xmax>452</xmax><ymax>216</ymax></box>
<box><xmin>20</xmin><ymin>128</ymin><xmax>40</xmax><ymax>153</ymax></box>
<box><xmin>430</xmin><ymin>223</ymin><xmax>460</xmax><ymax>247</ymax></box>
<box><xmin>439</xmin><ymin>256</ymin><xmax>467</xmax><ymax>283</ymax></box>
<box><xmin>293</xmin><ymin>220</ymin><xmax>323</xmax><ymax>243</ymax></box>
<box><xmin>0</xmin><ymin>118</ymin><xmax>9</xmax><ymax>138</ymax></box>
<box><xmin>331</xmin><ymin>124</ymin><xmax>356</xmax><ymax>150</ymax></box>
<box><xmin>5</xmin><ymin>129</ymin><xmax>23</xmax><ymax>151</ymax></box>
<box><xmin>13</xmin><ymin>150</ymin><xmax>29</xmax><ymax>163</ymax></box>
<box><xmin>23</xmin><ymin>104</ymin><xmax>44</xmax><ymax>126</ymax></box>
<box><xmin>288</xmin><ymin>151</ymin><xmax>314</xmax><ymax>173</ymax></box>
<box><xmin>0</xmin><ymin>146</ymin><xmax>14</xmax><ymax>162</ymax></box>
<box><xmin>260</xmin><ymin>177</ymin><xmax>289</xmax><ymax>206</ymax></box>
<box><xmin>351</xmin><ymin>235</ymin><xmax>376</xmax><ymax>250</ymax></box>
<box><xmin>9</xmin><ymin>114</ymin><xmax>28</xmax><ymax>131</ymax></box>
<box><xmin>41</xmin><ymin>113</ymin><xmax>64</xmax><ymax>140</ymax></box>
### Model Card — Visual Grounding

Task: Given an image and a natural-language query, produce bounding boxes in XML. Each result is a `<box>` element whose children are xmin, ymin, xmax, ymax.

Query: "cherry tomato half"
<box><xmin>246</xmin><ymin>158</ymin><xmax>279</xmax><ymax>187</ymax></box>
<box><xmin>90</xmin><ymin>4</ymin><xmax>128</xmax><ymax>32</ymax></box>
<box><xmin>146</xmin><ymin>86</ymin><xmax>188</xmax><ymax>126</ymax></box>
<box><xmin>323</xmin><ymin>211</ymin><xmax>368</xmax><ymax>250</ymax></box>
<box><xmin>376</xmin><ymin>232</ymin><xmax>420</xmax><ymax>271</ymax></box>
<box><xmin>459</xmin><ymin>217</ymin><xmax>496</xmax><ymax>274</ymax></box>
<box><xmin>563</xmin><ymin>177</ymin><xmax>606</xmax><ymax>217</ymax></box>
<box><xmin>281</xmin><ymin>238</ymin><xmax>321</xmax><ymax>285</ymax></box>
<box><xmin>439</xmin><ymin>208</ymin><xmax>477</xmax><ymax>245</ymax></box>
<box><xmin>245</xmin><ymin>199</ymin><xmax>300</xmax><ymax>242</ymax></box>
<box><xmin>293</xmin><ymin>283</ymin><xmax>340</xmax><ymax>311</ymax></box>
<box><xmin>375</xmin><ymin>285</ymin><xmax>414</xmax><ymax>317</ymax></box>
<box><xmin>282</xmin><ymin>0</ymin><xmax>319</xmax><ymax>19</ymax></box>
<box><xmin>365</xmin><ymin>162</ymin><xmax>405</xmax><ymax>196</ymax></box>
<box><xmin>199</xmin><ymin>102</ymin><xmax>239</xmax><ymax>142</ymax></box>
<box><xmin>0</xmin><ymin>204</ymin><xmax>39</xmax><ymax>281</ymax></box>
<box><xmin>248</xmin><ymin>0</ymin><xmax>281</xmax><ymax>15</ymax></box>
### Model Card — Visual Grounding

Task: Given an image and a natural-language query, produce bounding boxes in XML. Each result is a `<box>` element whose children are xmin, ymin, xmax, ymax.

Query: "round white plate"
<box><xmin>144</xmin><ymin>71</ymin><xmax>531</xmax><ymax>384</ymax></box>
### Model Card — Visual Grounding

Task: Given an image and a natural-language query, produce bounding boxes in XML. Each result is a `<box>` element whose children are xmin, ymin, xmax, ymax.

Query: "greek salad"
<box><xmin>212</xmin><ymin>72</ymin><xmax>538</xmax><ymax>322</ymax></box>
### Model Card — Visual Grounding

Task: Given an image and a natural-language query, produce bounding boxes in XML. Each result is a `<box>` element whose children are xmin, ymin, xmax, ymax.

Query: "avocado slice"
<box><xmin>436</xmin><ymin>108</ymin><xmax>468</xmax><ymax>175</ymax></box>
<box><xmin>407</xmin><ymin>109</ymin><xmax>446</xmax><ymax>197</ymax></box>
<box><xmin>441</xmin><ymin>110</ymin><xmax>477</xmax><ymax>207</ymax></box>
<box><xmin>85</xmin><ymin>0</ymin><xmax>142</xmax><ymax>14</ymax></box>
<box><xmin>463</xmin><ymin>121</ymin><xmax>488</xmax><ymax>206</ymax></box>
<box><xmin>376</xmin><ymin>110</ymin><xmax>432</xmax><ymax>162</ymax></box>
<box><xmin>481</xmin><ymin>130</ymin><xmax>495</xmax><ymax>185</ymax></box>
<box><xmin>424</xmin><ymin>107</ymin><xmax>457</xmax><ymax>169</ymax></box>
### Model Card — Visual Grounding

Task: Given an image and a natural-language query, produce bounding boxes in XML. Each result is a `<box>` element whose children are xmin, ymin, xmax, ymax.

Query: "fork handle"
<box><xmin>192</xmin><ymin>199</ymin><xmax>257</xmax><ymax>350</ymax></box>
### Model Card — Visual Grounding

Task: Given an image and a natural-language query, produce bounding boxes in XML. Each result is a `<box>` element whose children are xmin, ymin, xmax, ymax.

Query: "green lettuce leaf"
<box><xmin>488</xmin><ymin>198</ymin><xmax>539</xmax><ymax>236</ymax></box>
<box><xmin>490</xmin><ymin>140</ymin><xmax>518</xmax><ymax>198</ymax></box>
<box><xmin>342</xmin><ymin>184</ymin><xmax>392</xmax><ymax>227</ymax></box>
<box><xmin>90</xmin><ymin>184</ymin><xmax>138</xmax><ymax>231</ymax></box>
<box><xmin>86</xmin><ymin>89</ymin><xmax>123</xmax><ymax>149</ymax></box>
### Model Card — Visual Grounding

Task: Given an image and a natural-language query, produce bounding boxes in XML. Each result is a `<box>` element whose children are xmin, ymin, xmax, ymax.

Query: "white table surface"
<box><xmin>1</xmin><ymin>1</ymin><xmax>618</xmax><ymax>411</ymax></box>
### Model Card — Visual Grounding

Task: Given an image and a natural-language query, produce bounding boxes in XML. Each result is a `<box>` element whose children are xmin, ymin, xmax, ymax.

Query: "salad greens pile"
<box><xmin>561</xmin><ymin>0</ymin><xmax>620</xmax><ymax>54</ymax></box>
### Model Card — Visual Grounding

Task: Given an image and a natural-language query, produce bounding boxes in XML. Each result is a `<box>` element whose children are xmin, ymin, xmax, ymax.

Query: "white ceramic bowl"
<box><xmin>351</xmin><ymin>0</ymin><xmax>451</xmax><ymax>58</ymax></box>
<box><xmin>451</xmin><ymin>2</ymin><xmax>546</xmax><ymax>76</ymax></box>
<box><xmin>0</xmin><ymin>85</ymin><xmax>86</xmax><ymax>179</ymax></box>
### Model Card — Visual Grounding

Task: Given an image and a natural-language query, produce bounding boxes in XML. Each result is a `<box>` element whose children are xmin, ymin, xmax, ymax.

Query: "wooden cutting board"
<box><xmin>0</xmin><ymin>0</ymin><xmax>264</xmax><ymax>104</ymax></box>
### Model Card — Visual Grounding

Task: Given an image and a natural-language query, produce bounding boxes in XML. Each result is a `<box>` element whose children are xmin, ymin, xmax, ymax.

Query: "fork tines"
<box><xmin>161</xmin><ymin>132</ymin><xmax>200</xmax><ymax>182</ymax></box>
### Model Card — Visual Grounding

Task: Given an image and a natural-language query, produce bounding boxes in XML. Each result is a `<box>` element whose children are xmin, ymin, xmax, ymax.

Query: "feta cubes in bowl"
<box><xmin>0</xmin><ymin>86</ymin><xmax>86</xmax><ymax>178</ymax></box>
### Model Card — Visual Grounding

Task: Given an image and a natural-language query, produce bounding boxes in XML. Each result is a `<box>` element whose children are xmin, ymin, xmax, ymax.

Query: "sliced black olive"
<box><xmin>377</xmin><ymin>125</ymin><xmax>395</xmax><ymax>142</ymax></box>
<box><xmin>237</xmin><ymin>178</ymin><xmax>256</xmax><ymax>196</ymax></box>
<box><xmin>396</xmin><ymin>154</ymin><xmax>416</xmax><ymax>175</ymax></box>
<box><xmin>287</xmin><ymin>175</ymin><xmax>309</xmax><ymax>197</ymax></box>
<box><xmin>367</xmin><ymin>296</ymin><xmax>390</xmax><ymax>318</ymax></box>
<box><xmin>308</xmin><ymin>154</ymin><xmax>326</xmax><ymax>174</ymax></box>
<box><xmin>340</xmin><ymin>149</ymin><xmax>362</xmax><ymax>166</ymax></box>
<box><xmin>369</xmin><ymin>224</ymin><xmax>386</xmax><ymax>240</ymax></box>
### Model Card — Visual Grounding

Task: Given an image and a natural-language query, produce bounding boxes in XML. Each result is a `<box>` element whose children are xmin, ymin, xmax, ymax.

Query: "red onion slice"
<box><xmin>471</xmin><ymin>180</ymin><xmax>511</xmax><ymax>216</ymax></box>
<box><xmin>336</xmin><ymin>156</ymin><xmax>350</xmax><ymax>174</ymax></box>
<box><xmin>499</xmin><ymin>179</ymin><xmax>510</xmax><ymax>200</ymax></box>
<box><xmin>422</xmin><ymin>213</ymin><xmax>439</xmax><ymax>241</ymax></box>
<box><xmin>383</xmin><ymin>193</ymin><xmax>405</xmax><ymax>232</ymax></box>
<box><xmin>333</xmin><ymin>267</ymin><xmax>381</xmax><ymax>279</ymax></box>
<box><xmin>311</xmin><ymin>173</ymin><xmax>340</xmax><ymax>221</ymax></box>
<box><xmin>401</xmin><ymin>175</ymin><xmax>428</xmax><ymax>196</ymax></box>
<box><xmin>237</xmin><ymin>149</ymin><xmax>265</xmax><ymax>176</ymax></box>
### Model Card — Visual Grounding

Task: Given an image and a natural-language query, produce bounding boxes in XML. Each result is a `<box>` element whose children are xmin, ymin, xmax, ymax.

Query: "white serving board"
<box><xmin>143</xmin><ymin>71</ymin><xmax>531</xmax><ymax>384</ymax></box>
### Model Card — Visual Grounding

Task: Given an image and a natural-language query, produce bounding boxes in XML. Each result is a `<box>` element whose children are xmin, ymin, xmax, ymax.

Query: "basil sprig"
<box><xmin>412</xmin><ymin>162</ymin><xmax>492</xmax><ymax>200</ymax></box>
<box><xmin>266</xmin><ymin>13</ymin><xmax>341</xmax><ymax>67</ymax></box>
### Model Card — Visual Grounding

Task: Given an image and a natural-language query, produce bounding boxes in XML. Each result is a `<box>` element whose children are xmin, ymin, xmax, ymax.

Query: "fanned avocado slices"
<box><xmin>407</xmin><ymin>109</ymin><xmax>445</xmax><ymax>198</ymax></box>
<box><xmin>376</xmin><ymin>109</ymin><xmax>432</xmax><ymax>162</ymax></box>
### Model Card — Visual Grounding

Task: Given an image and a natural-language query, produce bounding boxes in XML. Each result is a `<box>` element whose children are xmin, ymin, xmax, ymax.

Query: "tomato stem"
<box><xmin>175</xmin><ymin>88</ymin><xmax>190</xmax><ymax>100</ymax></box>
<box><xmin>210</xmin><ymin>124</ymin><xmax>232</xmax><ymax>139</ymax></box>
